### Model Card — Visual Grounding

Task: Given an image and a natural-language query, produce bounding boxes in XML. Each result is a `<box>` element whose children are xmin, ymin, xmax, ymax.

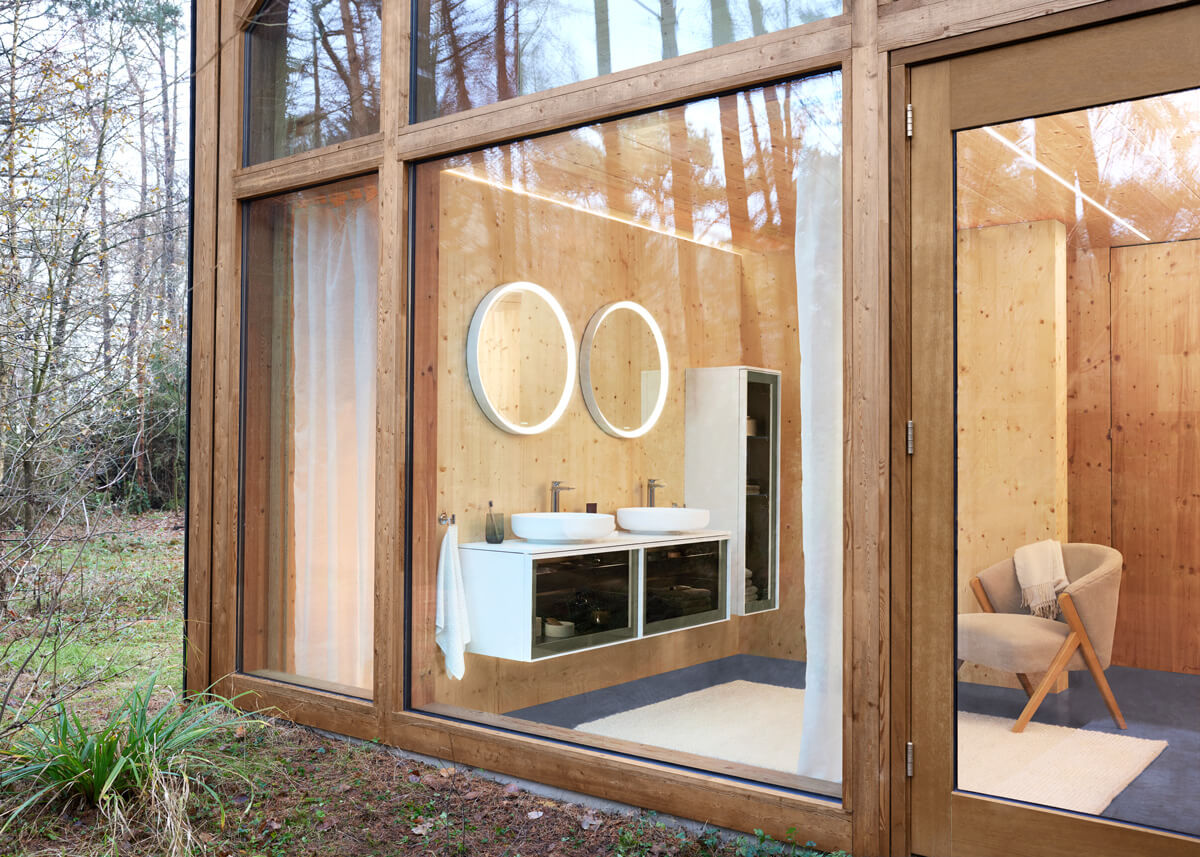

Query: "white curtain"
<box><xmin>291</xmin><ymin>191</ymin><xmax>377</xmax><ymax>695</ymax></box>
<box><xmin>794</xmin><ymin>145</ymin><xmax>844</xmax><ymax>784</ymax></box>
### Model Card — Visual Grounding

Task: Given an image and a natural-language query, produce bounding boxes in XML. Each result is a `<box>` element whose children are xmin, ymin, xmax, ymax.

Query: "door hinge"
<box><xmin>906</xmin><ymin>741</ymin><xmax>914</xmax><ymax>777</ymax></box>
<box><xmin>906</xmin><ymin>420</ymin><xmax>914</xmax><ymax>455</ymax></box>
<box><xmin>906</xmin><ymin>103</ymin><xmax>913</xmax><ymax>138</ymax></box>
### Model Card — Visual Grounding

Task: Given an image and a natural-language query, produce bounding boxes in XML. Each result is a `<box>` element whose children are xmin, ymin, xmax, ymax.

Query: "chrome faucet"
<box><xmin>551</xmin><ymin>480</ymin><xmax>574</xmax><ymax>512</ymax></box>
<box><xmin>647</xmin><ymin>478</ymin><xmax>665</xmax><ymax>507</ymax></box>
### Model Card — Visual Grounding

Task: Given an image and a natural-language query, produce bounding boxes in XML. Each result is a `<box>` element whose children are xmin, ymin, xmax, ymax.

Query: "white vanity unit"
<box><xmin>459</xmin><ymin>530</ymin><xmax>730</xmax><ymax>662</ymax></box>
<box><xmin>684</xmin><ymin>366</ymin><xmax>781</xmax><ymax>614</ymax></box>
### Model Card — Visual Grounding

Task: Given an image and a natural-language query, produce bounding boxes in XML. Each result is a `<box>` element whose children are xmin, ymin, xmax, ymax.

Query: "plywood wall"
<box><xmin>1111</xmin><ymin>239</ymin><xmax>1200</xmax><ymax>674</ymax></box>
<box><xmin>415</xmin><ymin>171</ymin><xmax>809</xmax><ymax>712</ymax></box>
<box><xmin>956</xmin><ymin>221</ymin><xmax>1069</xmax><ymax>687</ymax></box>
<box><xmin>1066</xmin><ymin>245</ymin><xmax>1113</xmax><ymax>546</ymax></box>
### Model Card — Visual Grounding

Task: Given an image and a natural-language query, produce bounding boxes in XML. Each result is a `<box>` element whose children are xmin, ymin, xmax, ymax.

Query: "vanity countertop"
<box><xmin>459</xmin><ymin>528</ymin><xmax>731</xmax><ymax>555</ymax></box>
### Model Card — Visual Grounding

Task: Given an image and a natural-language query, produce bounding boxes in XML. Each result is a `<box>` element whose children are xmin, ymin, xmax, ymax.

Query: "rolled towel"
<box><xmin>1013</xmin><ymin>539</ymin><xmax>1069</xmax><ymax>619</ymax></box>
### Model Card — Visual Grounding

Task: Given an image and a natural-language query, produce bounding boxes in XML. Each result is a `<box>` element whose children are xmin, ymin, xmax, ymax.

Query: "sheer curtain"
<box><xmin>793</xmin><ymin>143</ymin><xmax>844</xmax><ymax>784</ymax></box>
<box><xmin>290</xmin><ymin>190</ymin><xmax>378</xmax><ymax>695</ymax></box>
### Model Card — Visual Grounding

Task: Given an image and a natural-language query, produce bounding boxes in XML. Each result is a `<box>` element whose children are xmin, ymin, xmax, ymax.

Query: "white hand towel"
<box><xmin>435</xmin><ymin>523</ymin><xmax>471</xmax><ymax>680</ymax></box>
<box><xmin>1013</xmin><ymin>539</ymin><xmax>1069</xmax><ymax>619</ymax></box>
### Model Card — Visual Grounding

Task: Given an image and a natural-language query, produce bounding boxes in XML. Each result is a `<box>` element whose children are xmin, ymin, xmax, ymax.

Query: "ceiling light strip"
<box><xmin>983</xmin><ymin>126</ymin><xmax>1152</xmax><ymax>242</ymax></box>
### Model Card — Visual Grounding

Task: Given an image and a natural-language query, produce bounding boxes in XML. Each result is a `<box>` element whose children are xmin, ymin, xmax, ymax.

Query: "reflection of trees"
<box><xmin>417</xmin><ymin>0</ymin><xmax>842</xmax><ymax>120</ymax></box>
<box><xmin>439</xmin><ymin>74</ymin><xmax>841</xmax><ymax>259</ymax></box>
<box><xmin>247</xmin><ymin>0</ymin><xmax>381</xmax><ymax>162</ymax></box>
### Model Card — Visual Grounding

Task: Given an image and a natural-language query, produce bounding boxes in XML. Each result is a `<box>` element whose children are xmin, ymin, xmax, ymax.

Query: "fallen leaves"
<box><xmin>580</xmin><ymin>810</ymin><xmax>603</xmax><ymax>830</ymax></box>
<box><xmin>527</xmin><ymin>810</ymin><xmax>543</xmax><ymax>820</ymax></box>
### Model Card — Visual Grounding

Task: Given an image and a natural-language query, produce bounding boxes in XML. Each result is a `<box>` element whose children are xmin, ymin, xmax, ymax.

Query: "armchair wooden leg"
<box><xmin>1015</xmin><ymin>673</ymin><xmax>1035</xmax><ymax>697</ymax></box>
<box><xmin>1059</xmin><ymin>592</ymin><xmax>1128</xmax><ymax>730</ymax></box>
<box><xmin>1013</xmin><ymin>632</ymin><xmax>1079</xmax><ymax>733</ymax></box>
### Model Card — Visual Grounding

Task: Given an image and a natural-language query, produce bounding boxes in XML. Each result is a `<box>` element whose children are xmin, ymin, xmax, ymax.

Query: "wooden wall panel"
<box><xmin>1066</xmin><ymin>245</ymin><xmax>1112</xmax><ymax>545</ymax></box>
<box><xmin>956</xmin><ymin>221</ymin><xmax>1068</xmax><ymax>688</ymax></box>
<box><xmin>412</xmin><ymin>169</ymin><xmax>812</xmax><ymax>712</ymax></box>
<box><xmin>1111</xmin><ymin>239</ymin><xmax>1200</xmax><ymax>674</ymax></box>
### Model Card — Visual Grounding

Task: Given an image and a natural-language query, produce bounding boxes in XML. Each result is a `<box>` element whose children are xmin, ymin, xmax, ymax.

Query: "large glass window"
<box><xmin>411</xmin><ymin>72</ymin><xmax>843</xmax><ymax>794</ymax></box>
<box><xmin>241</xmin><ymin>175</ymin><xmax>378</xmax><ymax>698</ymax></box>
<box><xmin>953</xmin><ymin>88</ymin><xmax>1200</xmax><ymax>837</ymax></box>
<box><xmin>413</xmin><ymin>0</ymin><xmax>842</xmax><ymax>120</ymax></box>
<box><xmin>245</xmin><ymin>0</ymin><xmax>382</xmax><ymax>165</ymax></box>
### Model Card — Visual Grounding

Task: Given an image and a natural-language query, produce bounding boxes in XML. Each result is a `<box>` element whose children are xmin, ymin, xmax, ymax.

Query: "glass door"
<box><xmin>907</xmin><ymin>8</ymin><xmax>1200</xmax><ymax>855</ymax></box>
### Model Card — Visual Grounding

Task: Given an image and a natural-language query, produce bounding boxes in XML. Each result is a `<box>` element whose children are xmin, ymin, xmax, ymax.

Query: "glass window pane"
<box><xmin>241</xmin><ymin>175</ymin><xmax>378</xmax><ymax>699</ymax></box>
<box><xmin>954</xmin><ymin>88</ymin><xmax>1200</xmax><ymax>837</ymax></box>
<box><xmin>411</xmin><ymin>72</ymin><xmax>843</xmax><ymax>794</ymax></box>
<box><xmin>245</xmin><ymin>0</ymin><xmax>382</xmax><ymax>165</ymax></box>
<box><xmin>413</xmin><ymin>0</ymin><xmax>842</xmax><ymax>121</ymax></box>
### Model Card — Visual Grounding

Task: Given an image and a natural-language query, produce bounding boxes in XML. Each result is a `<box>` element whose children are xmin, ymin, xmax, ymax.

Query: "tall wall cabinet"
<box><xmin>684</xmin><ymin>366</ymin><xmax>781</xmax><ymax>615</ymax></box>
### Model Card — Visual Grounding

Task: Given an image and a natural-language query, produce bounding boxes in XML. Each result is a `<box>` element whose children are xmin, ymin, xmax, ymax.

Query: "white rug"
<box><xmin>958</xmin><ymin>712</ymin><xmax>1167</xmax><ymax>814</ymax></box>
<box><xmin>574</xmin><ymin>680</ymin><xmax>1167</xmax><ymax>812</ymax></box>
<box><xmin>576</xmin><ymin>680</ymin><xmax>804</xmax><ymax>772</ymax></box>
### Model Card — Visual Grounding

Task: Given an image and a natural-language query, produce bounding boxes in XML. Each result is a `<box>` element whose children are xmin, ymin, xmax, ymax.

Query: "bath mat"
<box><xmin>958</xmin><ymin>712</ymin><xmax>1167</xmax><ymax>814</ymax></box>
<box><xmin>576</xmin><ymin>680</ymin><xmax>805</xmax><ymax>772</ymax></box>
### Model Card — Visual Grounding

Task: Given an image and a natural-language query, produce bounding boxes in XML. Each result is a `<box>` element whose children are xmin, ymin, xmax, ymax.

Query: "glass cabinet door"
<box><xmin>533</xmin><ymin>550</ymin><xmax>635</xmax><ymax>657</ymax></box>
<box><xmin>644</xmin><ymin>540</ymin><xmax>727</xmax><ymax>633</ymax></box>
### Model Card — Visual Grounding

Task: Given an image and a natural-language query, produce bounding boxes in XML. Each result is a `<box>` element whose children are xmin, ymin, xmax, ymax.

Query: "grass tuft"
<box><xmin>0</xmin><ymin>671</ymin><xmax>260</xmax><ymax>855</ymax></box>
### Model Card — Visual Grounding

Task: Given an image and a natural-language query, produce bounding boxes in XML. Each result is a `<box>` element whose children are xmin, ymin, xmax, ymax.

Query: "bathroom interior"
<box><xmin>951</xmin><ymin>87</ymin><xmax>1200</xmax><ymax>837</ymax></box>
<box><xmin>407</xmin><ymin>73</ymin><xmax>846</xmax><ymax>795</ymax></box>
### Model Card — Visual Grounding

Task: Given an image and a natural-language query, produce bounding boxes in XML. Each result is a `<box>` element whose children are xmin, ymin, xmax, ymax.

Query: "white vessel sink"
<box><xmin>511</xmin><ymin>512</ymin><xmax>615</xmax><ymax>543</ymax></box>
<box><xmin>617</xmin><ymin>507</ymin><xmax>710</xmax><ymax>534</ymax></box>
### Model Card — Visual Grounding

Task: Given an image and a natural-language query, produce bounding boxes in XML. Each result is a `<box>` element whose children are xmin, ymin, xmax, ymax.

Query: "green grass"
<box><xmin>2</xmin><ymin>512</ymin><xmax>185</xmax><ymax>722</ymax></box>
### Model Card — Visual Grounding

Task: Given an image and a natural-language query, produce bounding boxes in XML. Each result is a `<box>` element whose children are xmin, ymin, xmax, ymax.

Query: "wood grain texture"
<box><xmin>847</xmin><ymin>3</ymin><xmax>888</xmax><ymax>850</ymax></box>
<box><xmin>375</xmin><ymin>0</ymin><xmax>409</xmax><ymax>717</ymax></box>
<box><xmin>412</xmin><ymin>168</ymin><xmax>812</xmax><ymax>712</ymax></box>
<box><xmin>950</xmin><ymin>792</ymin><xmax>1200</xmax><ymax>857</ymax></box>
<box><xmin>908</xmin><ymin>59</ymin><xmax>954</xmax><ymax>857</ymax></box>
<box><xmin>210</xmin><ymin>0</ymin><xmax>247</xmax><ymax>686</ymax></box>
<box><xmin>393</xmin><ymin>24</ymin><xmax>851</xmax><ymax>163</ymax></box>
<box><xmin>886</xmin><ymin>60</ymin><xmax>912</xmax><ymax>857</ymax></box>
<box><xmin>1111</xmin><ymin>239</ymin><xmax>1200</xmax><ymax>674</ymax></box>
<box><xmin>1066</xmin><ymin>246</ymin><xmax>1112</xmax><ymax>545</ymax></box>
<box><xmin>944</xmin><ymin>4</ymin><xmax>1200</xmax><ymax>130</ymax></box>
<box><xmin>186</xmin><ymin>0</ymin><xmax>221</xmax><ymax>695</ymax></box>
<box><xmin>955</xmin><ymin>221</ymin><xmax>1068</xmax><ymax>690</ymax></box>
<box><xmin>385</xmin><ymin>709</ymin><xmax>855</xmax><ymax>852</ymax></box>
<box><xmin>232</xmin><ymin>135</ymin><xmax>384</xmax><ymax>200</ymax></box>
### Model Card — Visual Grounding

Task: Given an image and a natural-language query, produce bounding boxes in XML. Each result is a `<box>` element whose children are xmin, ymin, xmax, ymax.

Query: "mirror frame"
<box><xmin>579</xmin><ymin>300</ymin><xmax>669</xmax><ymax>439</ymax></box>
<box><xmin>466</xmin><ymin>281</ymin><xmax>577</xmax><ymax>435</ymax></box>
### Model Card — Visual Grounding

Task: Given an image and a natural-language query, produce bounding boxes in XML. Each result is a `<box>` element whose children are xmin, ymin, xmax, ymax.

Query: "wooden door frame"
<box><xmin>898</xmin><ymin>5</ymin><xmax>1200</xmax><ymax>856</ymax></box>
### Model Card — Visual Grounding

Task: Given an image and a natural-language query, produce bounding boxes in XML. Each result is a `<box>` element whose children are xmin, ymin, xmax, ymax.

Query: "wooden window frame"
<box><xmin>190</xmin><ymin>0</ymin><xmax>1193</xmax><ymax>853</ymax></box>
<box><xmin>892</xmin><ymin>3</ymin><xmax>1200</xmax><ymax>857</ymax></box>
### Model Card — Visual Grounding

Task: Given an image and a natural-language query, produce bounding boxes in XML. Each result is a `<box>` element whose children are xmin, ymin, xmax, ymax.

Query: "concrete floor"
<box><xmin>957</xmin><ymin>664</ymin><xmax>1200</xmax><ymax>838</ymax></box>
<box><xmin>510</xmin><ymin>654</ymin><xmax>1197</xmax><ymax>838</ymax></box>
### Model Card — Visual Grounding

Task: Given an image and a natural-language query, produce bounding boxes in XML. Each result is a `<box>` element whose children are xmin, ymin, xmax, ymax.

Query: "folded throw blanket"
<box><xmin>1014</xmin><ymin>539</ymin><xmax>1069</xmax><ymax>619</ymax></box>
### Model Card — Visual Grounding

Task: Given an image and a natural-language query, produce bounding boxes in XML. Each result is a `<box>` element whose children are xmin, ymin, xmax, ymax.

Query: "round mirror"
<box><xmin>580</xmin><ymin>301</ymin><xmax>669</xmax><ymax>438</ymax></box>
<box><xmin>466</xmin><ymin>282</ymin><xmax>576</xmax><ymax>435</ymax></box>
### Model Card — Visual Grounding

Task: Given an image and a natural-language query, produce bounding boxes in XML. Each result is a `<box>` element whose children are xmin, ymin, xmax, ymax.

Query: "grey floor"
<box><xmin>511</xmin><ymin>655</ymin><xmax>1197</xmax><ymax>838</ymax></box>
<box><xmin>957</xmin><ymin>664</ymin><xmax>1200</xmax><ymax>838</ymax></box>
<box><xmin>508</xmin><ymin>653</ymin><xmax>805</xmax><ymax>728</ymax></box>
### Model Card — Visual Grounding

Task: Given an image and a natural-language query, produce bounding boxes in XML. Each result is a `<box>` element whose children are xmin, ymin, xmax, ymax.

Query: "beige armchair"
<box><xmin>956</xmin><ymin>543</ymin><xmax>1127</xmax><ymax>733</ymax></box>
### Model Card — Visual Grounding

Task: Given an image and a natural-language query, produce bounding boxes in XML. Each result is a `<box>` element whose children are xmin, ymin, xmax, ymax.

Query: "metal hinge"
<box><xmin>906</xmin><ymin>103</ymin><xmax>913</xmax><ymax>138</ymax></box>
<box><xmin>906</xmin><ymin>741</ymin><xmax>914</xmax><ymax>777</ymax></box>
<box><xmin>906</xmin><ymin>420</ymin><xmax>914</xmax><ymax>455</ymax></box>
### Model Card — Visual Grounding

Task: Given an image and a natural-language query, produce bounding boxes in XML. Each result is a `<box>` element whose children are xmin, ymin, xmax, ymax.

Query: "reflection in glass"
<box><xmin>413</xmin><ymin>0</ymin><xmax>842</xmax><ymax>120</ymax></box>
<box><xmin>240</xmin><ymin>176</ymin><xmax>377</xmax><ymax>698</ymax></box>
<box><xmin>581</xmin><ymin>301</ymin><xmax>668</xmax><ymax>438</ymax></box>
<box><xmin>467</xmin><ymin>282</ymin><xmax>576</xmax><ymax>434</ymax></box>
<box><xmin>412</xmin><ymin>72</ymin><xmax>843</xmax><ymax>794</ymax></box>
<box><xmin>954</xmin><ymin>88</ymin><xmax>1200</xmax><ymax>837</ymax></box>
<box><xmin>246</xmin><ymin>0</ymin><xmax>381</xmax><ymax>165</ymax></box>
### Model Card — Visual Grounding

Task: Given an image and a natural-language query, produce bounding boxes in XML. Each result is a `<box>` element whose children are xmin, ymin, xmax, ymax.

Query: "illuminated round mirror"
<box><xmin>466</xmin><ymin>282</ymin><xmax>576</xmax><ymax>435</ymax></box>
<box><xmin>580</xmin><ymin>301</ymin><xmax>668</xmax><ymax>439</ymax></box>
